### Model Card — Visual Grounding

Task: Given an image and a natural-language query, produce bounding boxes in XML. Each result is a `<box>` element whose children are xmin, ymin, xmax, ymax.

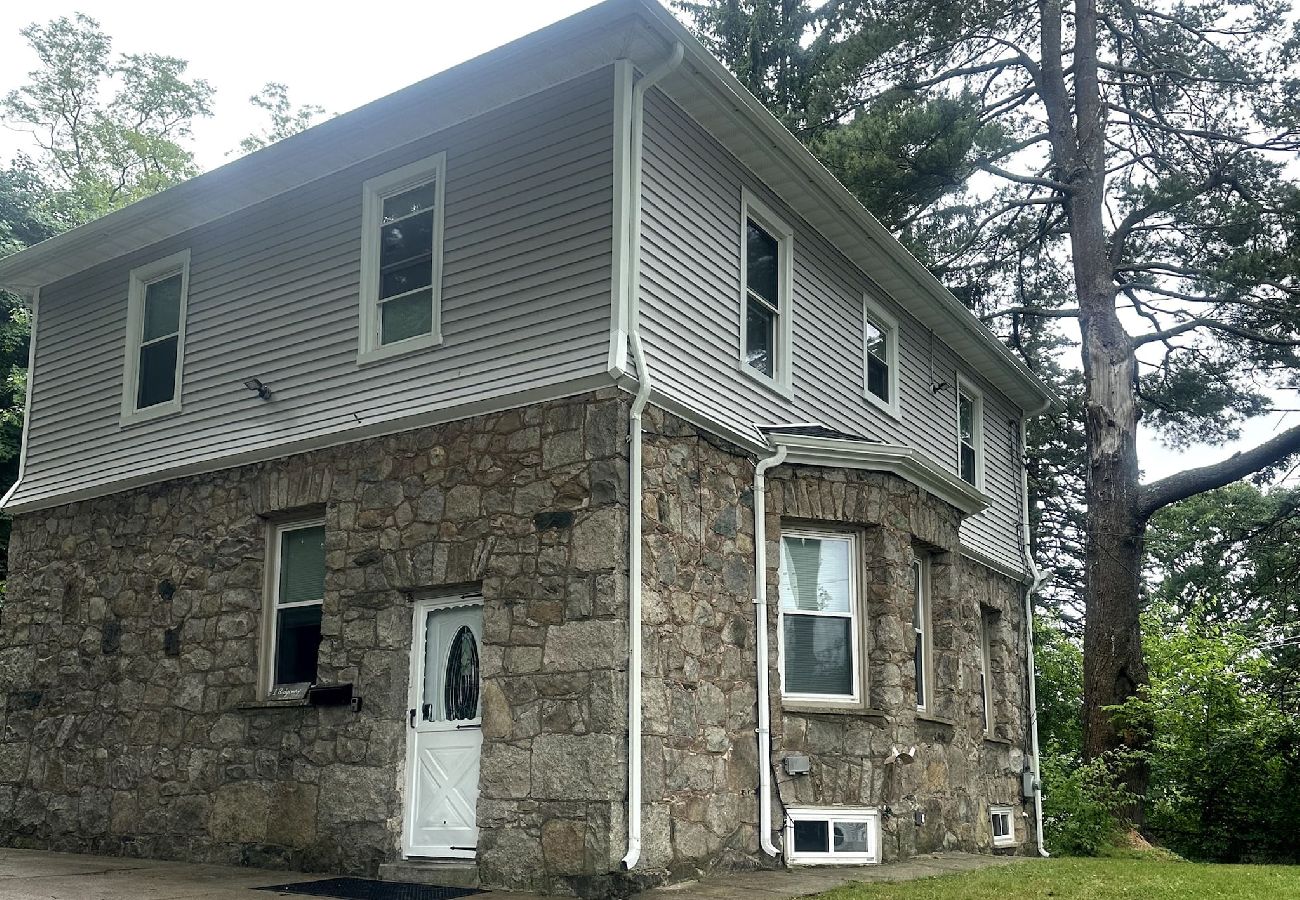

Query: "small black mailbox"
<box><xmin>307</xmin><ymin>683</ymin><xmax>354</xmax><ymax>707</ymax></box>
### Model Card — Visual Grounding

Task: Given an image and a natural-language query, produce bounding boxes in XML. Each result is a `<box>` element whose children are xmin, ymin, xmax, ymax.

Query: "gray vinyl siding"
<box><xmin>15</xmin><ymin>69</ymin><xmax>615</xmax><ymax>509</ymax></box>
<box><xmin>640</xmin><ymin>90</ymin><xmax>1027</xmax><ymax>573</ymax></box>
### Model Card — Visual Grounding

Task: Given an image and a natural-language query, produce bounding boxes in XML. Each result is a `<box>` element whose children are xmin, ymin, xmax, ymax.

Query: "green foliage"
<box><xmin>1114</xmin><ymin>607</ymin><xmax>1300</xmax><ymax>862</ymax></box>
<box><xmin>1040</xmin><ymin>751</ymin><xmax>1137</xmax><ymax>856</ymax></box>
<box><xmin>1034</xmin><ymin>615</ymin><xmax>1084</xmax><ymax>754</ymax></box>
<box><xmin>2</xmin><ymin>13</ymin><xmax>214</xmax><ymax>228</ymax></box>
<box><xmin>237</xmin><ymin>82</ymin><xmax>325</xmax><ymax>155</ymax></box>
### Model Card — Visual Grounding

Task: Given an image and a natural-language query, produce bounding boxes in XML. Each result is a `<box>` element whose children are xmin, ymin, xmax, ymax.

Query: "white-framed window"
<box><xmin>785</xmin><ymin>807</ymin><xmax>879</xmax><ymax>865</ymax></box>
<box><xmin>120</xmin><ymin>249</ymin><xmax>190</xmax><ymax>424</ymax></box>
<box><xmin>778</xmin><ymin>529</ymin><xmax>861</xmax><ymax>705</ymax></box>
<box><xmin>862</xmin><ymin>295</ymin><xmax>900</xmax><ymax>418</ymax></box>
<box><xmin>990</xmin><ymin>805</ymin><xmax>1016</xmax><ymax>847</ymax></box>
<box><xmin>263</xmin><ymin>519</ymin><xmax>326</xmax><ymax>695</ymax></box>
<box><xmin>739</xmin><ymin>189</ymin><xmax>793</xmax><ymax>394</ymax></box>
<box><xmin>979</xmin><ymin>607</ymin><xmax>995</xmax><ymax>734</ymax></box>
<box><xmin>358</xmin><ymin>152</ymin><xmax>447</xmax><ymax>363</ymax></box>
<box><xmin>913</xmin><ymin>553</ymin><xmax>933</xmax><ymax>712</ymax></box>
<box><xmin>956</xmin><ymin>376</ymin><xmax>985</xmax><ymax>488</ymax></box>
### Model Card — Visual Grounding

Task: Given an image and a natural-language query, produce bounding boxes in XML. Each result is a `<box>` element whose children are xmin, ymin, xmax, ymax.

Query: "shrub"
<box><xmin>1041</xmin><ymin>750</ymin><xmax>1137</xmax><ymax>856</ymax></box>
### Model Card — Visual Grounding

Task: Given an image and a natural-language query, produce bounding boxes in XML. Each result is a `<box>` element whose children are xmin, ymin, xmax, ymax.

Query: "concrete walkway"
<box><xmin>0</xmin><ymin>847</ymin><xmax>1022</xmax><ymax>900</ymax></box>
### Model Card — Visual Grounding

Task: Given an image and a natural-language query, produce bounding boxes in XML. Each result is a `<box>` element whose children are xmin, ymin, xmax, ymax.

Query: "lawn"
<box><xmin>817</xmin><ymin>857</ymin><xmax>1300</xmax><ymax>899</ymax></box>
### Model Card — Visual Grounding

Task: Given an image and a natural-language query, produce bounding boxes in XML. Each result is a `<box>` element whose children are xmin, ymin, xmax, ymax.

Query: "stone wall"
<box><xmin>638</xmin><ymin>408</ymin><xmax>1037</xmax><ymax>876</ymax></box>
<box><xmin>0</xmin><ymin>390</ymin><xmax>632</xmax><ymax>894</ymax></box>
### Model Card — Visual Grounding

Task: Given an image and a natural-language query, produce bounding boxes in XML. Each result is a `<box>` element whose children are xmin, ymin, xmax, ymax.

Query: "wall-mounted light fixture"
<box><xmin>243</xmin><ymin>377</ymin><xmax>273</xmax><ymax>401</ymax></box>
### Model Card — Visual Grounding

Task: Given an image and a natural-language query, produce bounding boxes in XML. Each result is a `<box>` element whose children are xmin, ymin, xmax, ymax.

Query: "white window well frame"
<box><xmin>785</xmin><ymin>806</ymin><xmax>880</xmax><ymax>865</ymax></box>
<box><xmin>777</xmin><ymin>528</ymin><xmax>864</xmax><ymax>708</ymax></box>
<box><xmin>120</xmin><ymin>248</ymin><xmax>190</xmax><ymax>425</ymax></box>
<box><xmin>357</xmin><ymin>152</ymin><xmax>447</xmax><ymax>364</ymax></box>
<box><xmin>990</xmin><ymin>805</ymin><xmax>1016</xmax><ymax>847</ymax></box>
<box><xmin>956</xmin><ymin>375</ymin><xmax>986</xmax><ymax>489</ymax></box>
<box><xmin>261</xmin><ymin>517</ymin><xmax>327</xmax><ymax>698</ymax></box>
<box><xmin>913</xmin><ymin>552</ymin><xmax>933</xmax><ymax>713</ymax></box>
<box><xmin>738</xmin><ymin>188</ymin><xmax>794</xmax><ymax>397</ymax></box>
<box><xmin>862</xmin><ymin>294</ymin><xmax>900</xmax><ymax>419</ymax></box>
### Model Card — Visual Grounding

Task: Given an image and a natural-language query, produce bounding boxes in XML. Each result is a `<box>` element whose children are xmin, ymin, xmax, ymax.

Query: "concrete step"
<box><xmin>378</xmin><ymin>859</ymin><xmax>480</xmax><ymax>888</ymax></box>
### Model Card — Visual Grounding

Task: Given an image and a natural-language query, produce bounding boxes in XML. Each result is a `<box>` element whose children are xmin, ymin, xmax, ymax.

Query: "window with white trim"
<box><xmin>990</xmin><ymin>805</ymin><xmax>1015</xmax><ymax>847</ymax></box>
<box><xmin>778</xmin><ymin>530</ymin><xmax>861</xmax><ymax>704</ymax></box>
<box><xmin>957</xmin><ymin>378</ymin><xmax>985</xmax><ymax>487</ymax></box>
<box><xmin>862</xmin><ymin>296</ymin><xmax>899</xmax><ymax>417</ymax></box>
<box><xmin>979</xmin><ymin>607</ymin><xmax>996</xmax><ymax>734</ymax></box>
<box><xmin>913</xmin><ymin>553</ymin><xmax>933</xmax><ymax>712</ymax></box>
<box><xmin>358</xmin><ymin>153</ymin><xmax>446</xmax><ymax>361</ymax></box>
<box><xmin>786</xmin><ymin>807</ymin><xmax>879</xmax><ymax>865</ymax></box>
<box><xmin>740</xmin><ymin>191</ymin><xmax>792</xmax><ymax>391</ymax></box>
<box><xmin>265</xmin><ymin>519</ymin><xmax>326</xmax><ymax>692</ymax></box>
<box><xmin>121</xmin><ymin>249</ymin><xmax>190</xmax><ymax>423</ymax></box>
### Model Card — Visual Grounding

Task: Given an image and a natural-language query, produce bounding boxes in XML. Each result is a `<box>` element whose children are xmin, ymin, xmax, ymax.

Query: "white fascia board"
<box><xmin>770</xmin><ymin>432</ymin><xmax>991</xmax><ymax>517</ymax></box>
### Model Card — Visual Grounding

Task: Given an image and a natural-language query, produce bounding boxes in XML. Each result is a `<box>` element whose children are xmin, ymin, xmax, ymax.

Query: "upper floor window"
<box><xmin>739</xmin><ymin>190</ymin><xmax>792</xmax><ymax>393</ymax></box>
<box><xmin>121</xmin><ymin>249</ymin><xmax>190</xmax><ymax>424</ymax></box>
<box><xmin>358</xmin><ymin>153</ymin><xmax>446</xmax><ymax>362</ymax></box>
<box><xmin>957</xmin><ymin>377</ymin><xmax>985</xmax><ymax>487</ymax></box>
<box><xmin>778</xmin><ymin>529</ymin><xmax>861</xmax><ymax>705</ymax></box>
<box><xmin>862</xmin><ymin>295</ymin><xmax>900</xmax><ymax>417</ymax></box>
<box><xmin>264</xmin><ymin>519</ymin><xmax>326</xmax><ymax>693</ymax></box>
<box><xmin>913</xmin><ymin>553</ymin><xmax>933</xmax><ymax>712</ymax></box>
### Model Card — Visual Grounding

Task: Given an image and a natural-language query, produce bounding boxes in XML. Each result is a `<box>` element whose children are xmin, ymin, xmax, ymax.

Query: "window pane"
<box><xmin>279</xmin><ymin>525</ymin><xmax>325</xmax><ymax>605</ymax></box>
<box><xmin>866</xmin><ymin>355</ymin><xmax>890</xmax><ymax>402</ymax></box>
<box><xmin>143</xmin><ymin>274</ymin><xmax>182</xmax><ymax>341</ymax></box>
<box><xmin>834</xmin><ymin>821</ymin><xmax>869</xmax><ymax>853</ymax></box>
<box><xmin>783</xmin><ymin>615</ymin><xmax>853</xmax><ymax>696</ymax></box>
<box><xmin>382</xmin><ymin>181</ymin><xmax>437</xmax><ymax>222</ymax></box>
<box><xmin>780</xmin><ymin>536</ymin><xmax>851</xmax><ymax>613</ymax></box>
<box><xmin>136</xmin><ymin>337</ymin><xmax>178</xmax><ymax>409</ymax></box>
<box><xmin>275</xmin><ymin>603</ymin><xmax>322</xmax><ymax>685</ymax></box>
<box><xmin>380</xmin><ymin>257</ymin><xmax>433</xmax><ymax>301</ymax></box>
<box><xmin>864</xmin><ymin>320</ymin><xmax>887</xmax><ymax>362</ymax></box>
<box><xmin>379</xmin><ymin>211</ymin><xmax>435</xmax><ymax>271</ymax></box>
<box><xmin>380</xmin><ymin>288</ymin><xmax>434</xmax><ymax>345</ymax></box>
<box><xmin>444</xmin><ymin>625</ymin><xmax>481</xmax><ymax>720</ymax></box>
<box><xmin>793</xmin><ymin>819</ymin><xmax>829</xmax><ymax>854</ymax></box>
<box><xmin>746</xmin><ymin>219</ymin><xmax>779</xmax><ymax>307</ymax></box>
<box><xmin>915</xmin><ymin>630</ymin><xmax>926</xmax><ymax>707</ymax></box>
<box><xmin>959</xmin><ymin>393</ymin><xmax>975</xmax><ymax>442</ymax></box>
<box><xmin>992</xmin><ymin>813</ymin><xmax>1010</xmax><ymax>838</ymax></box>
<box><xmin>745</xmin><ymin>300</ymin><xmax>775</xmax><ymax>376</ymax></box>
<box><xmin>960</xmin><ymin>444</ymin><xmax>977</xmax><ymax>484</ymax></box>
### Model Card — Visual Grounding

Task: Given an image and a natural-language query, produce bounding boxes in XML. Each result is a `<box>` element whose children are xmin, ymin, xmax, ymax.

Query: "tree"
<box><xmin>237</xmin><ymin>82</ymin><xmax>325</xmax><ymax>155</ymax></box>
<box><xmin>2</xmin><ymin>13</ymin><xmax>214</xmax><ymax>228</ymax></box>
<box><xmin>682</xmin><ymin>0</ymin><xmax>1300</xmax><ymax>809</ymax></box>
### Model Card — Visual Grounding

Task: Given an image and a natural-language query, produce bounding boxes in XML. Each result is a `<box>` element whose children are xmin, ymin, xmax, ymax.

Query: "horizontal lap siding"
<box><xmin>640</xmin><ymin>91</ymin><xmax>1026</xmax><ymax>573</ymax></box>
<box><xmin>18</xmin><ymin>70</ymin><xmax>615</xmax><ymax>507</ymax></box>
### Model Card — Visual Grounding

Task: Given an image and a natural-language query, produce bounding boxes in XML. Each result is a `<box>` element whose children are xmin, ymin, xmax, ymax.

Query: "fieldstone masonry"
<box><xmin>0</xmin><ymin>393</ymin><xmax>1034</xmax><ymax>895</ymax></box>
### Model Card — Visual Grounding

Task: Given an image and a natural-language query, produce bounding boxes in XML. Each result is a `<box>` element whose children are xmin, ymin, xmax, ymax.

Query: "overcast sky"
<box><xmin>0</xmin><ymin>0</ymin><xmax>1290</xmax><ymax>485</ymax></box>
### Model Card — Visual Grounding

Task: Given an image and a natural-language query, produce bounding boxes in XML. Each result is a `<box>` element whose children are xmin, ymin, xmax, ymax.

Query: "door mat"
<box><xmin>256</xmin><ymin>877</ymin><xmax>483</xmax><ymax>900</ymax></box>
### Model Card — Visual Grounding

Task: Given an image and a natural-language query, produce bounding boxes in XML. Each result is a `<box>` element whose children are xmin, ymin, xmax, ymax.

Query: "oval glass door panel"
<box><xmin>443</xmin><ymin>625</ymin><xmax>480</xmax><ymax>720</ymax></box>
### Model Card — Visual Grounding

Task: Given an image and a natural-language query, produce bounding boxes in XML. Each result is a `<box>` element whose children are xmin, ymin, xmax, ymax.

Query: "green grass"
<box><xmin>817</xmin><ymin>857</ymin><xmax>1300</xmax><ymax>899</ymax></box>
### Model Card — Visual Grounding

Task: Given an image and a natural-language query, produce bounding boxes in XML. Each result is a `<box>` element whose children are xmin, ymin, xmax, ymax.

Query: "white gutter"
<box><xmin>621</xmin><ymin>40</ymin><xmax>684</xmax><ymax>872</ymax></box>
<box><xmin>0</xmin><ymin>288</ymin><xmax>39</xmax><ymax>510</ymax></box>
<box><xmin>753</xmin><ymin>443</ymin><xmax>788</xmax><ymax>857</ymax></box>
<box><xmin>1019</xmin><ymin>418</ymin><xmax>1050</xmax><ymax>857</ymax></box>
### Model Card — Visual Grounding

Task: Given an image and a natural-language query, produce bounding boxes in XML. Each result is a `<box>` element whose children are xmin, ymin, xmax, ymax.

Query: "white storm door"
<box><xmin>403</xmin><ymin>595</ymin><xmax>483</xmax><ymax>858</ymax></box>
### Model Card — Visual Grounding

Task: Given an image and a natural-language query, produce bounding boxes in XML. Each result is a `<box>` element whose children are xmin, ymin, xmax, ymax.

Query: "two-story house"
<box><xmin>0</xmin><ymin>1</ymin><xmax>1055</xmax><ymax>895</ymax></box>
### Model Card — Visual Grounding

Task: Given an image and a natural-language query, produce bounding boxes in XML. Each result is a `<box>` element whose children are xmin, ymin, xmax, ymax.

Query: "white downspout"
<box><xmin>753</xmin><ymin>443</ymin><xmax>788</xmax><ymax>858</ymax></box>
<box><xmin>622</xmin><ymin>40</ymin><xmax>684</xmax><ymax>872</ymax></box>
<box><xmin>1019</xmin><ymin>417</ymin><xmax>1050</xmax><ymax>857</ymax></box>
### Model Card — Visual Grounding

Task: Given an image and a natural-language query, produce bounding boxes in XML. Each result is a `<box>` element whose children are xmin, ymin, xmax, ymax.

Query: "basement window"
<box><xmin>264</xmin><ymin>519</ymin><xmax>326</xmax><ymax>694</ymax></box>
<box><xmin>785</xmin><ymin>807</ymin><xmax>879</xmax><ymax>865</ymax></box>
<box><xmin>358</xmin><ymin>153</ymin><xmax>447</xmax><ymax>362</ymax></box>
<box><xmin>121</xmin><ymin>249</ymin><xmax>190</xmax><ymax>424</ymax></box>
<box><xmin>990</xmin><ymin>805</ymin><xmax>1016</xmax><ymax>847</ymax></box>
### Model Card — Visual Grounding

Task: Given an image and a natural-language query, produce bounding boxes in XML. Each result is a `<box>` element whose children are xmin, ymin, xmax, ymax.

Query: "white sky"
<box><xmin>0</xmin><ymin>0</ymin><xmax>1290</xmax><ymax>485</ymax></box>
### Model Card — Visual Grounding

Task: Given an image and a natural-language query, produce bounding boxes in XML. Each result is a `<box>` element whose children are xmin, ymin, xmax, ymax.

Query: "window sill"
<box><xmin>357</xmin><ymin>329</ymin><xmax>443</xmax><ymax>366</ymax></box>
<box><xmin>120</xmin><ymin>400</ymin><xmax>182</xmax><ymax>428</ymax></box>
<box><xmin>737</xmin><ymin>360</ymin><xmax>794</xmax><ymax>400</ymax></box>
<box><xmin>983</xmin><ymin>735</ymin><xmax>1014</xmax><ymax>747</ymax></box>
<box><xmin>862</xmin><ymin>389</ymin><xmax>901</xmax><ymax>421</ymax></box>
<box><xmin>916</xmin><ymin>712</ymin><xmax>957</xmax><ymax>728</ymax></box>
<box><xmin>235</xmin><ymin>699</ymin><xmax>312</xmax><ymax>711</ymax></box>
<box><xmin>783</xmin><ymin>702</ymin><xmax>888</xmax><ymax>718</ymax></box>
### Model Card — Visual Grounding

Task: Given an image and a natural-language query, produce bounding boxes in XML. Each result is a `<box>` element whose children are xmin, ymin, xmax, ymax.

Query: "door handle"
<box><xmin>409</xmin><ymin>708</ymin><xmax>416</xmax><ymax>728</ymax></box>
